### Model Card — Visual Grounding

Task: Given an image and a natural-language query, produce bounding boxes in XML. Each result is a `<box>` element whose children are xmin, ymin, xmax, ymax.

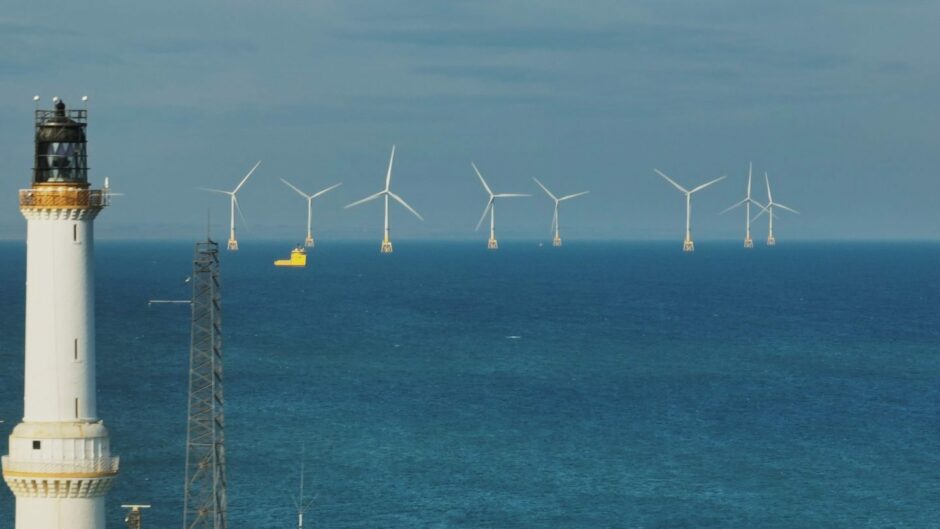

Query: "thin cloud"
<box><xmin>412</xmin><ymin>64</ymin><xmax>561</xmax><ymax>84</ymax></box>
<box><xmin>130</xmin><ymin>37</ymin><xmax>258</xmax><ymax>57</ymax></box>
<box><xmin>335</xmin><ymin>22</ymin><xmax>852</xmax><ymax>75</ymax></box>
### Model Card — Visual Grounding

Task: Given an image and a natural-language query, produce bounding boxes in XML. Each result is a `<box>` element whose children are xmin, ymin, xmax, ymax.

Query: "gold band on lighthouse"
<box><xmin>19</xmin><ymin>188</ymin><xmax>107</xmax><ymax>209</ymax></box>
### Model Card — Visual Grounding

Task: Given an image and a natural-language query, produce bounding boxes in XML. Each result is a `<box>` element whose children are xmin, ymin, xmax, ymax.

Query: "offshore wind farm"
<box><xmin>1</xmin><ymin>2</ymin><xmax>938</xmax><ymax>529</ymax></box>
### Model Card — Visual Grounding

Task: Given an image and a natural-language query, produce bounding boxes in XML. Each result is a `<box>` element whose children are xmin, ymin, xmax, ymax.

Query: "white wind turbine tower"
<box><xmin>345</xmin><ymin>145</ymin><xmax>423</xmax><ymax>253</ymax></box>
<box><xmin>719</xmin><ymin>162</ymin><xmax>765</xmax><ymax>248</ymax></box>
<box><xmin>280</xmin><ymin>177</ymin><xmax>342</xmax><ymax>247</ymax></box>
<box><xmin>753</xmin><ymin>172</ymin><xmax>799</xmax><ymax>246</ymax></box>
<box><xmin>532</xmin><ymin>177</ymin><xmax>589</xmax><ymax>247</ymax></box>
<box><xmin>200</xmin><ymin>160</ymin><xmax>261</xmax><ymax>250</ymax></box>
<box><xmin>655</xmin><ymin>169</ymin><xmax>726</xmax><ymax>252</ymax></box>
<box><xmin>472</xmin><ymin>162</ymin><xmax>529</xmax><ymax>250</ymax></box>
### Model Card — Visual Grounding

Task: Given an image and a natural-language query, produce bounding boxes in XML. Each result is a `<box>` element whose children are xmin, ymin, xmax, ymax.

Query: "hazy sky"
<box><xmin>0</xmin><ymin>1</ymin><xmax>937</xmax><ymax>241</ymax></box>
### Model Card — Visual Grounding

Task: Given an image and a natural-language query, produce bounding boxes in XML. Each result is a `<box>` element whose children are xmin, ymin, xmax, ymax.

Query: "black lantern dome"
<box><xmin>33</xmin><ymin>99</ymin><xmax>88</xmax><ymax>186</ymax></box>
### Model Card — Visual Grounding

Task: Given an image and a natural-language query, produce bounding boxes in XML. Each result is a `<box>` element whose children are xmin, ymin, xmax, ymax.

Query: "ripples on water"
<box><xmin>0</xmin><ymin>241</ymin><xmax>937</xmax><ymax>528</ymax></box>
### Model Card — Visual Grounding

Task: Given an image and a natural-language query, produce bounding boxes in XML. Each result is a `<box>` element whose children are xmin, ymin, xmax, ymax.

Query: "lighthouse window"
<box><xmin>32</xmin><ymin>441</ymin><xmax>41</xmax><ymax>450</ymax></box>
<box><xmin>74</xmin><ymin>338</ymin><xmax>79</xmax><ymax>360</ymax></box>
<box><xmin>37</xmin><ymin>142</ymin><xmax>87</xmax><ymax>183</ymax></box>
<box><xmin>73</xmin><ymin>224</ymin><xmax>77</xmax><ymax>241</ymax></box>
<box><xmin>75</xmin><ymin>398</ymin><xmax>79</xmax><ymax>418</ymax></box>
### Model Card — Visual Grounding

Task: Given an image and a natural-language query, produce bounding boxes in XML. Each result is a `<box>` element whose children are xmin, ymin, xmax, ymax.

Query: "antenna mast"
<box><xmin>182</xmin><ymin>239</ymin><xmax>228</xmax><ymax>529</ymax></box>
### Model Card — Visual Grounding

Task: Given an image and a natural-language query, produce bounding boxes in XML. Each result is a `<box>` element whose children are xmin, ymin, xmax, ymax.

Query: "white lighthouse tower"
<box><xmin>2</xmin><ymin>98</ymin><xmax>118</xmax><ymax>529</ymax></box>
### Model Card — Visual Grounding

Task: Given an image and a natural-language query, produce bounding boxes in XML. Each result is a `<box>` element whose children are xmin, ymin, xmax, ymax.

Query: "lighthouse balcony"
<box><xmin>2</xmin><ymin>456</ymin><xmax>119</xmax><ymax>499</ymax></box>
<box><xmin>19</xmin><ymin>187</ymin><xmax>108</xmax><ymax>209</ymax></box>
<box><xmin>2</xmin><ymin>455</ymin><xmax>119</xmax><ymax>477</ymax></box>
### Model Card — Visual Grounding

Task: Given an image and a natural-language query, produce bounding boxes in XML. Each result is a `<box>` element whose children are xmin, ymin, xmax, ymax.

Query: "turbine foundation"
<box><xmin>227</xmin><ymin>238</ymin><xmax>238</xmax><ymax>251</ymax></box>
<box><xmin>487</xmin><ymin>238</ymin><xmax>498</xmax><ymax>250</ymax></box>
<box><xmin>767</xmin><ymin>235</ymin><xmax>776</xmax><ymax>246</ymax></box>
<box><xmin>381</xmin><ymin>240</ymin><xmax>393</xmax><ymax>253</ymax></box>
<box><xmin>744</xmin><ymin>237</ymin><xmax>753</xmax><ymax>248</ymax></box>
<box><xmin>305</xmin><ymin>236</ymin><xmax>314</xmax><ymax>248</ymax></box>
<box><xmin>552</xmin><ymin>236</ymin><xmax>562</xmax><ymax>247</ymax></box>
<box><xmin>683</xmin><ymin>239</ymin><xmax>695</xmax><ymax>252</ymax></box>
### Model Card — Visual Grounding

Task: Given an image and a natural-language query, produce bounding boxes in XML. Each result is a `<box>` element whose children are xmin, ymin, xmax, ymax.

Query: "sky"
<box><xmin>0</xmin><ymin>1</ymin><xmax>937</xmax><ymax>241</ymax></box>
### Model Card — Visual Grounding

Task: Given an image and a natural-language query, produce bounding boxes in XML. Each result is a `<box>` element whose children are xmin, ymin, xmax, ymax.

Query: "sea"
<box><xmin>0</xmin><ymin>240</ymin><xmax>937</xmax><ymax>529</ymax></box>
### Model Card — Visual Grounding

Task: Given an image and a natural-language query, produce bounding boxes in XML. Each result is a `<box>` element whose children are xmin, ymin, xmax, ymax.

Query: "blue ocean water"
<box><xmin>0</xmin><ymin>240</ymin><xmax>937</xmax><ymax>528</ymax></box>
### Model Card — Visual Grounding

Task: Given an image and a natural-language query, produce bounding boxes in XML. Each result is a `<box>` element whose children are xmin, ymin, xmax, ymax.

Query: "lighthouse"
<box><xmin>2</xmin><ymin>98</ymin><xmax>118</xmax><ymax>529</ymax></box>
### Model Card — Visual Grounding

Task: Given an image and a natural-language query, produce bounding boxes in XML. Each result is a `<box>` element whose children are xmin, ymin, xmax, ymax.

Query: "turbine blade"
<box><xmin>233</xmin><ymin>196</ymin><xmax>249</xmax><ymax>229</ymax></box>
<box><xmin>385</xmin><ymin>145</ymin><xmax>395</xmax><ymax>191</ymax></box>
<box><xmin>494</xmin><ymin>193</ymin><xmax>530</xmax><ymax>198</ymax></box>
<box><xmin>690</xmin><ymin>175</ymin><xmax>727</xmax><ymax>194</ymax></box>
<box><xmin>751</xmin><ymin>204</ymin><xmax>769</xmax><ymax>223</ymax></box>
<box><xmin>765</xmin><ymin>172</ymin><xmax>773</xmax><ymax>203</ymax></box>
<box><xmin>559</xmin><ymin>190</ymin><xmax>589</xmax><ymax>201</ymax></box>
<box><xmin>532</xmin><ymin>177</ymin><xmax>557</xmax><ymax>200</ymax></box>
<box><xmin>719</xmin><ymin>198</ymin><xmax>748</xmax><ymax>215</ymax></box>
<box><xmin>344</xmin><ymin>191</ymin><xmax>384</xmax><ymax>209</ymax></box>
<box><xmin>654</xmin><ymin>169</ymin><xmax>689</xmax><ymax>193</ymax></box>
<box><xmin>775</xmin><ymin>203</ymin><xmax>800</xmax><ymax>215</ymax></box>
<box><xmin>233</xmin><ymin>160</ymin><xmax>261</xmax><ymax>194</ymax></box>
<box><xmin>747</xmin><ymin>162</ymin><xmax>752</xmax><ymax>199</ymax></box>
<box><xmin>475</xmin><ymin>199</ymin><xmax>493</xmax><ymax>231</ymax></box>
<box><xmin>198</xmin><ymin>187</ymin><xmax>232</xmax><ymax>195</ymax></box>
<box><xmin>280</xmin><ymin>178</ymin><xmax>311</xmax><ymax>199</ymax></box>
<box><xmin>471</xmin><ymin>162</ymin><xmax>493</xmax><ymax>196</ymax></box>
<box><xmin>388</xmin><ymin>191</ymin><xmax>424</xmax><ymax>221</ymax></box>
<box><xmin>311</xmin><ymin>182</ymin><xmax>343</xmax><ymax>200</ymax></box>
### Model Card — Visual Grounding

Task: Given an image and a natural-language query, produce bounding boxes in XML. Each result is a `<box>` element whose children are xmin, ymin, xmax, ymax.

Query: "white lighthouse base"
<box><xmin>15</xmin><ymin>497</ymin><xmax>105</xmax><ymax>529</ymax></box>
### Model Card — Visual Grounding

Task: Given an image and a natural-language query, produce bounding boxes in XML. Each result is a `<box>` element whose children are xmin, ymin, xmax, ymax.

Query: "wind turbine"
<box><xmin>280</xmin><ymin>178</ymin><xmax>342</xmax><ymax>247</ymax></box>
<box><xmin>200</xmin><ymin>161</ymin><xmax>261</xmax><ymax>251</ymax></box>
<box><xmin>290</xmin><ymin>444</ymin><xmax>316</xmax><ymax>529</ymax></box>
<box><xmin>654</xmin><ymin>169</ymin><xmax>726</xmax><ymax>252</ymax></box>
<box><xmin>345</xmin><ymin>145</ymin><xmax>423</xmax><ymax>253</ymax></box>
<box><xmin>532</xmin><ymin>178</ymin><xmax>589</xmax><ymax>247</ymax></box>
<box><xmin>719</xmin><ymin>162</ymin><xmax>765</xmax><ymax>248</ymax></box>
<box><xmin>472</xmin><ymin>162</ymin><xmax>529</xmax><ymax>250</ymax></box>
<box><xmin>753</xmin><ymin>172</ymin><xmax>799</xmax><ymax>246</ymax></box>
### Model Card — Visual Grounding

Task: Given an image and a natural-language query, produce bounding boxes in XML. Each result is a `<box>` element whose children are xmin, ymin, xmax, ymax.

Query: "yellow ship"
<box><xmin>274</xmin><ymin>246</ymin><xmax>307</xmax><ymax>267</ymax></box>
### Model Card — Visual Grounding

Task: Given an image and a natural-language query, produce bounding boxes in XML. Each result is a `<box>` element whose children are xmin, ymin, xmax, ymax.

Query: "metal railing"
<box><xmin>2</xmin><ymin>455</ymin><xmax>120</xmax><ymax>475</ymax></box>
<box><xmin>36</xmin><ymin>108</ymin><xmax>88</xmax><ymax>126</ymax></box>
<box><xmin>19</xmin><ymin>188</ymin><xmax>108</xmax><ymax>209</ymax></box>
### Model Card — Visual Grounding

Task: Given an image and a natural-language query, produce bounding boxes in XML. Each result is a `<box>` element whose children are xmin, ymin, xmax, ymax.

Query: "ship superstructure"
<box><xmin>2</xmin><ymin>98</ymin><xmax>118</xmax><ymax>529</ymax></box>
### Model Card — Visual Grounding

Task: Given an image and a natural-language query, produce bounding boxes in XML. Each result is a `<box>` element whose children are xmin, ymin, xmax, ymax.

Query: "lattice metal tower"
<box><xmin>182</xmin><ymin>240</ymin><xmax>228</xmax><ymax>529</ymax></box>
